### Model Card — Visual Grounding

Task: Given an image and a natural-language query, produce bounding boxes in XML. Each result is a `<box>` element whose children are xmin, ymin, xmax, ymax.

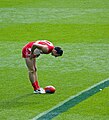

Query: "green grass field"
<box><xmin>0</xmin><ymin>0</ymin><xmax>109</xmax><ymax>120</ymax></box>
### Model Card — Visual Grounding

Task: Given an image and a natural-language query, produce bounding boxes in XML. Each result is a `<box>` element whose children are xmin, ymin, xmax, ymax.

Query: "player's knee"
<box><xmin>28</xmin><ymin>70</ymin><xmax>34</xmax><ymax>73</ymax></box>
<box><xmin>34</xmin><ymin>67</ymin><xmax>37</xmax><ymax>72</ymax></box>
<box><xmin>28</xmin><ymin>68</ymin><xmax>37</xmax><ymax>73</ymax></box>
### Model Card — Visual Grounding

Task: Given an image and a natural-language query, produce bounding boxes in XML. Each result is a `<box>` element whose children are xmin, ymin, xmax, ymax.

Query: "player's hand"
<box><xmin>29</xmin><ymin>53</ymin><xmax>34</xmax><ymax>59</ymax></box>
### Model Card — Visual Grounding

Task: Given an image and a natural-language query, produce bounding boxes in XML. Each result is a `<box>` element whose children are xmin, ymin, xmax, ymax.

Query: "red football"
<box><xmin>44</xmin><ymin>86</ymin><xmax>56</xmax><ymax>94</ymax></box>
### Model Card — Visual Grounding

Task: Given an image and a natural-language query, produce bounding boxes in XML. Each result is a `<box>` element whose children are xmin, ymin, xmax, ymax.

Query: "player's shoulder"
<box><xmin>35</xmin><ymin>40</ymin><xmax>53</xmax><ymax>46</ymax></box>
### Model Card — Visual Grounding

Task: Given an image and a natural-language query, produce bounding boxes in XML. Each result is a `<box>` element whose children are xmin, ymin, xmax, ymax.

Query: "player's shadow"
<box><xmin>12</xmin><ymin>93</ymin><xmax>34</xmax><ymax>101</ymax></box>
<box><xmin>0</xmin><ymin>93</ymin><xmax>52</xmax><ymax>109</ymax></box>
<box><xmin>0</xmin><ymin>93</ymin><xmax>34</xmax><ymax>109</ymax></box>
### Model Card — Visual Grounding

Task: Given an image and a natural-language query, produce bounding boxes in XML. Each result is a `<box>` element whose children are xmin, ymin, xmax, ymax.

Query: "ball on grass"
<box><xmin>44</xmin><ymin>85</ymin><xmax>56</xmax><ymax>94</ymax></box>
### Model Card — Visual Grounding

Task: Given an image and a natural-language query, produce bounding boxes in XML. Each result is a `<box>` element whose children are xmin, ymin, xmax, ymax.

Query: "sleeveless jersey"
<box><xmin>22</xmin><ymin>40</ymin><xmax>54</xmax><ymax>58</ymax></box>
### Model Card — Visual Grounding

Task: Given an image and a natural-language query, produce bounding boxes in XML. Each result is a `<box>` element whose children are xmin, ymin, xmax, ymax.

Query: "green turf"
<box><xmin>53</xmin><ymin>87</ymin><xmax>109</xmax><ymax>120</ymax></box>
<box><xmin>0</xmin><ymin>0</ymin><xmax>109</xmax><ymax>120</ymax></box>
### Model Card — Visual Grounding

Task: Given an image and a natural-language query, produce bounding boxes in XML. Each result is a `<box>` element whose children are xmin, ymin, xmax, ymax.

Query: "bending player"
<box><xmin>22</xmin><ymin>40</ymin><xmax>63</xmax><ymax>94</ymax></box>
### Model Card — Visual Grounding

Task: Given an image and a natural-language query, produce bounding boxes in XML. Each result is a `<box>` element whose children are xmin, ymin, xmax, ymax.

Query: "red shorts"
<box><xmin>22</xmin><ymin>46</ymin><xmax>30</xmax><ymax>58</ymax></box>
<box><xmin>22</xmin><ymin>47</ymin><xmax>37</xmax><ymax>58</ymax></box>
<box><xmin>22</xmin><ymin>41</ymin><xmax>36</xmax><ymax>58</ymax></box>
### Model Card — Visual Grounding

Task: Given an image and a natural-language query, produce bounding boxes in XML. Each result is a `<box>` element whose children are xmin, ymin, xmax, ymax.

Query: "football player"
<box><xmin>22</xmin><ymin>40</ymin><xmax>63</xmax><ymax>94</ymax></box>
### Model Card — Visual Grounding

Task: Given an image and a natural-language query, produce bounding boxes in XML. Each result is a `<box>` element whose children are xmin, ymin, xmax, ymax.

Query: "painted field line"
<box><xmin>32</xmin><ymin>78</ymin><xmax>109</xmax><ymax>120</ymax></box>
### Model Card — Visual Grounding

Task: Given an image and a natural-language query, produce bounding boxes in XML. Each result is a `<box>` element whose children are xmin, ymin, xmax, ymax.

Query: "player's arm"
<box><xmin>31</xmin><ymin>43</ymin><xmax>48</xmax><ymax>54</ymax></box>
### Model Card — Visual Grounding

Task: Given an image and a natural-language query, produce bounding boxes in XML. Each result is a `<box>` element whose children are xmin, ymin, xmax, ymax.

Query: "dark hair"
<box><xmin>54</xmin><ymin>47</ymin><xmax>63</xmax><ymax>56</ymax></box>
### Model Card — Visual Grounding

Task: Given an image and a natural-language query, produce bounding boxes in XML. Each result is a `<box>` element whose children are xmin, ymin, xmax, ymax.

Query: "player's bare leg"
<box><xmin>25</xmin><ymin>58</ymin><xmax>45</xmax><ymax>94</ymax></box>
<box><xmin>25</xmin><ymin>58</ymin><xmax>40</xmax><ymax>90</ymax></box>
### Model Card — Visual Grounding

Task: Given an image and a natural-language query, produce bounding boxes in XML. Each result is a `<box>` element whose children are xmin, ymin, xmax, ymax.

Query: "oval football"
<box><xmin>44</xmin><ymin>86</ymin><xmax>56</xmax><ymax>94</ymax></box>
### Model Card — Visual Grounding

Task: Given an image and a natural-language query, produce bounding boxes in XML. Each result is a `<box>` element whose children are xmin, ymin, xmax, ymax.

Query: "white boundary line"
<box><xmin>32</xmin><ymin>78</ymin><xmax>109</xmax><ymax>120</ymax></box>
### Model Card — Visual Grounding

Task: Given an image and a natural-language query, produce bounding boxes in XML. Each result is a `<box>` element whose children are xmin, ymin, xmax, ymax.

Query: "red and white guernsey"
<box><xmin>22</xmin><ymin>40</ymin><xmax>54</xmax><ymax>58</ymax></box>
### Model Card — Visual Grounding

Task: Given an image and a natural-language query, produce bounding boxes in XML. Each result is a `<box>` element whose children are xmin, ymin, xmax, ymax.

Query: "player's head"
<box><xmin>51</xmin><ymin>47</ymin><xmax>63</xmax><ymax>57</ymax></box>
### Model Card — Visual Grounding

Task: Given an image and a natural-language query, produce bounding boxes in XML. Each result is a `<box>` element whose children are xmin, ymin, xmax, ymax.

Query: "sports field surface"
<box><xmin>0</xmin><ymin>0</ymin><xmax>109</xmax><ymax>120</ymax></box>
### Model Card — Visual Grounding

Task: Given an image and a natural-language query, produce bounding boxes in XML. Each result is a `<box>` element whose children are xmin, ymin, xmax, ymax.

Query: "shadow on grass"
<box><xmin>0</xmin><ymin>93</ymin><xmax>54</xmax><ymax>109</ymax></box>
<box><xmin>0</xmin><ymin>93</ymin><xmax>34</xmax><ymax>109</ymax></box>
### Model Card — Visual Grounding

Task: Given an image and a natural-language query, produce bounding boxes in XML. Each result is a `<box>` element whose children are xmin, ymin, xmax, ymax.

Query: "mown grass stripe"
<box><xmin>32</xmin><ymin>78</ymin><xmax>109</xmax><ymax>120</ymax></box>
<box><xmin>0</xmin><ymin>8</ymin><xmax>109</xmax><ymax>25</ymax></box>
